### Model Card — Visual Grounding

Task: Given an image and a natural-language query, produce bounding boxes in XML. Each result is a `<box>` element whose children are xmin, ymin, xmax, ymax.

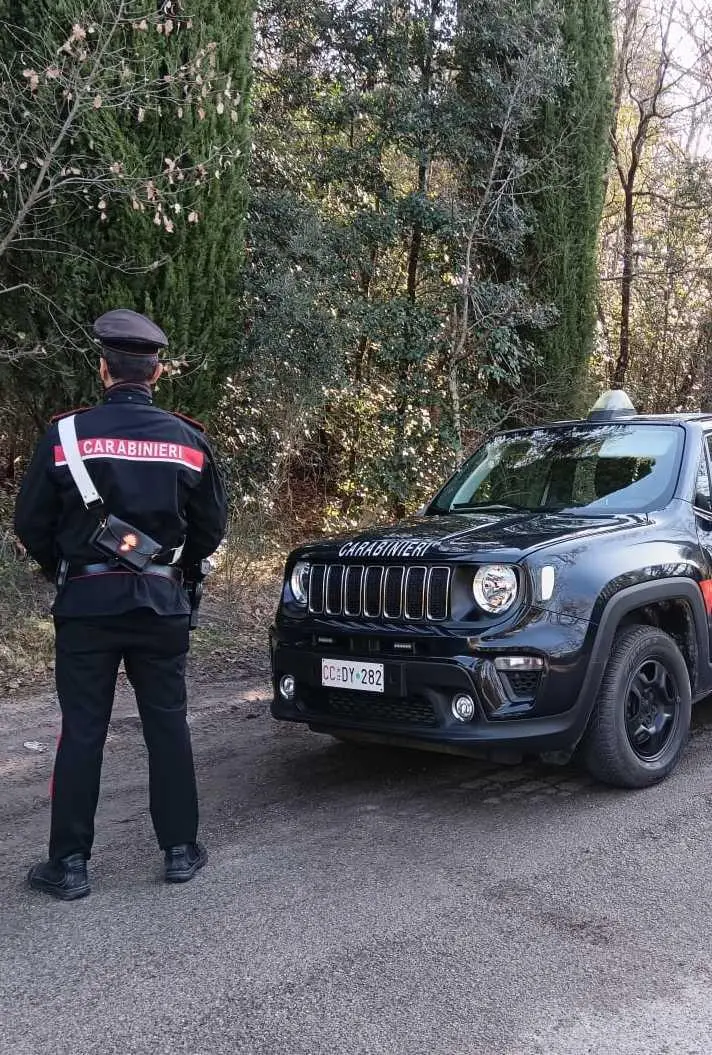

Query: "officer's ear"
<box><xmin>151</xmin><ymin>362</ymin><xmax>164</xmax><ymax>384</ymax></box>
<box><xmin>99</xmin><ymin>357</ymin><xmax>112</xmax><ymax>387</ymax></box>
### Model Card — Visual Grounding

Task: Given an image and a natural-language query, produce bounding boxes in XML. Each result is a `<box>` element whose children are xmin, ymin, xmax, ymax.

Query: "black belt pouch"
<box><xmin>90</xmin><ymin>513</ymin><xmax>163</xmax><ymax>572</ymax></box>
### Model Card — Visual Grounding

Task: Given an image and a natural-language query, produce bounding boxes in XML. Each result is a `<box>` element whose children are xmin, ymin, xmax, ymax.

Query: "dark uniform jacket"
<box><xmin>14</xmin><ymin>383</ymin><xmax>227</xmax><ymax>618</ymax></box>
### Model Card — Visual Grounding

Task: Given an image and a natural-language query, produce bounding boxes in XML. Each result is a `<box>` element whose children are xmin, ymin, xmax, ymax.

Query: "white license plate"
<box><xmin>321</xmin><ymin>659</ymin><xmax>384</xmax><ymax>693</ymax></box>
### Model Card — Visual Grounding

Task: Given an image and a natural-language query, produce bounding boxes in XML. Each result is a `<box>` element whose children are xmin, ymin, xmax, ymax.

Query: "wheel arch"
<box><xmin>574</xmin><ymin>578</ymin><xmax>710</xmax><ymax>740</ymax></box>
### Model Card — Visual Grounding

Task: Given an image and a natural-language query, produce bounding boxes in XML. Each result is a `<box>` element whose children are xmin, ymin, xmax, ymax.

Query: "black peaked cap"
<box><xmin>93</xmin><ymin>308</ymin><xmax>169</xmax><ymax>355</ymax></box>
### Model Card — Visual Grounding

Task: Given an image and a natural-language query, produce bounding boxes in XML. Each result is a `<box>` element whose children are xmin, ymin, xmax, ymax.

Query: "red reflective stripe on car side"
<box><xmin>700</xmin><ymin>580</ymin><xmax>712</xmax><ymax>614</ymax></box>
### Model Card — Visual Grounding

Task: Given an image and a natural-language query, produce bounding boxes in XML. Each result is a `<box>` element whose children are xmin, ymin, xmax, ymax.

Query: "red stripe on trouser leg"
<box><xmin>49</xmin><ymin>730</ymin><xmax>62</xmax><ymax>799</ymax></box>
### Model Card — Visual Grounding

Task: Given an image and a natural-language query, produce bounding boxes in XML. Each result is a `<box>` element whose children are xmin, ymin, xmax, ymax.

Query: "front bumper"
<box><xmin>270</xmin><ymin>628</ymin><xmax>599</xmax><ymax>758</ymax></box>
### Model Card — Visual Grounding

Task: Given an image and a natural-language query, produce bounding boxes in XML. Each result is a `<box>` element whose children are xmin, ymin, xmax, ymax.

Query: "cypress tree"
<box><xmin>0</xmin><ymin>0</ymin><xmax>252</xmax><ymax>426</ymax></box>
<box><xmin>91</xmin><ymin>1</ymin><xmax>253</xmax><ymax>419</ymax></box>
<box><xmin>524</xmin><ymin>0</ymin><xmax>613</xmax><ymax>417</ymax></box>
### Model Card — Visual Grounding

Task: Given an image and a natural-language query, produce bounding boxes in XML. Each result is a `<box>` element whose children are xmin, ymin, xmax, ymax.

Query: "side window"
<box><xmin>696</xmin><ymin>440</ymin><xmax>712</xmax><ymax>510</ymax></box>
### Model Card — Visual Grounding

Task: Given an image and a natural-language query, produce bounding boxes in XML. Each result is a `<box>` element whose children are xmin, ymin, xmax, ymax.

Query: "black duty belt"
<box><xmin>68</xmin><ymin>562</ymin><xmax>183</xmax><ymax>583</ymax></box>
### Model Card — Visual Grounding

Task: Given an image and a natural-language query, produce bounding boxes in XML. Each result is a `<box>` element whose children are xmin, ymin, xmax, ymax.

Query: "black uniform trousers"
<box><xmin>50</xmin><ymin>609</ymin><xmax>197</xmax><ymax>861</ymax></box>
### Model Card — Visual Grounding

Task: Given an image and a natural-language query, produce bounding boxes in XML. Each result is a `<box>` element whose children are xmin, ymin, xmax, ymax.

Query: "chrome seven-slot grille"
<box><xmin>308</xmin><ymin>563</ymin><xmax>451</xmax><ymax>622</ymax></box>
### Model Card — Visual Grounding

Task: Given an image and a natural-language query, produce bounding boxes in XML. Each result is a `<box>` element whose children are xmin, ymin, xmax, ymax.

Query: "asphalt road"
<box><xmin>3</xmin><ymin>674</ymin><xmax>712</xmax><ymax>1055</ymax></box>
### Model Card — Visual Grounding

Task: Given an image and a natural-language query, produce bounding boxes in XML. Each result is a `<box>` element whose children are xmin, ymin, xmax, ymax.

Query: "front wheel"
<box><xmin>581</xmin><ymin>625</ymin><xmax>691</xmax><ymax>788</ymax></box>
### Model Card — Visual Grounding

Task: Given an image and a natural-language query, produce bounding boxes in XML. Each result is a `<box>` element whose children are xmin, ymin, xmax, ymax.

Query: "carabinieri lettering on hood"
<box><xmin>338</xmin><ymin>539</ymin><xmax>434</xmax><ymax>559</ymax></box>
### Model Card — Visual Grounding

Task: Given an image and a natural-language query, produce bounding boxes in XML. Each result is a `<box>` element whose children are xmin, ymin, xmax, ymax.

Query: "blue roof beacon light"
<box><xmin>587</xmin><ymin>390</ymin><xmax>637</xmax><ymax>422</ymax></box>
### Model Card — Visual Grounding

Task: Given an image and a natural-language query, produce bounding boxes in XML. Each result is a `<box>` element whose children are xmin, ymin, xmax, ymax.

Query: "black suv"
<box><xmin>270</xmin><ymin>391</ymin><xmax>712</xmax><ymax>787</ymax></box>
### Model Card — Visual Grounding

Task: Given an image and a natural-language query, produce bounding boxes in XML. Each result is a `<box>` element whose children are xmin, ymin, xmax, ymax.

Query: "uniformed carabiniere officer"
<box><xmin>14</xmin><ymin>308</ymin><xmax>227</xmax><ymax>900</ymax></box>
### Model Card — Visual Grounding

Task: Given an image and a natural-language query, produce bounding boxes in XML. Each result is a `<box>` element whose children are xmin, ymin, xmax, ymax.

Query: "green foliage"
<box><xmin>0</xmin><ymin>0</ymin><xmax>616</xmax><ymax>533</ymax></box>
<box><xmin>0</xmin><ymin>0</ymin><xmax>252</xmax><ymax>434</ymax></box>
<box><xmin>522</xmin><ymin>0</ymin><xmax>613</xmax><ymax>417</ymax></box>
<box><xmin>235</xmin><ymin>0</ymin><xmax>573</xmax><ymax>526</ymax></box>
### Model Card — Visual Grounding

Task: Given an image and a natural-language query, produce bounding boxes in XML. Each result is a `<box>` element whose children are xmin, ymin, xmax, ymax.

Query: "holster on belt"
<box><xmin>183</xmin><ymin>558</ymin><xmax>212</xmax><ymax>630</ymax></box>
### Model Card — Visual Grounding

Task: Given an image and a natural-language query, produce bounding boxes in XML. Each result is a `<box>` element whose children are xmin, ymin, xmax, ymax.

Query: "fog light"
<box><xmin>279</xmin><ymin>675</ymin><xmax>296</xmax><ymax>700</ymax></box>
<box><xmin>494</xmin><ymin>656</ymin><xmax>544</xmax><ymax>671</ymax></box>
<box><xmin>452</xmin><ymin>693</ymin><xmax>476</xmax><ymax>722</ymax></box>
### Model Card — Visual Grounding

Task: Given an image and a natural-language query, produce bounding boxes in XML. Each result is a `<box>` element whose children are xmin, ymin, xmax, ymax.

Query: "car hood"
<box><xmin>295</xmin><ymin>510</ymin><xmax>647</xmax><ymax>564</ymax></box>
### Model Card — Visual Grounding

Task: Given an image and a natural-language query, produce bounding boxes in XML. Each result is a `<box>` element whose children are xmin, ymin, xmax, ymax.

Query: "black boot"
<box><xmin>27</xmin><ymin>853</ymin><xmax>90</xmax><ymax>901</ymax></box>
<box><xmin>164</xmin><ymin>842</ymin><xmax>207</xmax><ymax>884</ymax></box>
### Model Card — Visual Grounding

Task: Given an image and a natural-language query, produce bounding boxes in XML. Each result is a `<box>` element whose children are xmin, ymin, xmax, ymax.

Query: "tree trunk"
<box><xmin>613</xmin><ymin>185</ymin><xmax>635</xmax><ymax>387</ymax></box>
<box><xmin>391</xmin><ymin>0</ymin><xmax>440</xmax><ymax>519</ymax></box>
<box><xmin>341</xmin><ymin>250</ymin><xmax>376</xmax><ymax>516</ymax></box>
<box><xmin>448</xmin><ymin>360</ymin><xmax>463</xmax><ymax>466</ymax></box>
<box><xmin>341</xmin><ymin>330</ymin><xmax>370</xmax><ymax>517</ymax></box>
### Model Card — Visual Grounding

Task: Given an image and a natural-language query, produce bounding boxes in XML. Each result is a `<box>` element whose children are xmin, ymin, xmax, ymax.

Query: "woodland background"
<box><xmin>1</xmin><ymin>0</ymin><xmax>712</xmax><ymax>677</ymax></box>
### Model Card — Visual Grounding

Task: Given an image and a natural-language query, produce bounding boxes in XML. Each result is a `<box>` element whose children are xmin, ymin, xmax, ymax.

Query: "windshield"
<box><xmin>431</xmin><ymin>424</ymin><xmax>684</xmax><ymax>516</ymax></box>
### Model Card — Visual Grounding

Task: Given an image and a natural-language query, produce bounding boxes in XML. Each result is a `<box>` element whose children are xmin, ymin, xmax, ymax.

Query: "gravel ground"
<box><xmin>3</xmin><ymin>672</ymin><xmax>712</xmax><ymax>1055</ymax></box>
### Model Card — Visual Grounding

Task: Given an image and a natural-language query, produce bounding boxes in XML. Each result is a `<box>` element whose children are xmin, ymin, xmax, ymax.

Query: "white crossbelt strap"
<box><xmin>57</xmin><ymin>415</ymin><xmax>103</xmax><ymax>510</ymax></box>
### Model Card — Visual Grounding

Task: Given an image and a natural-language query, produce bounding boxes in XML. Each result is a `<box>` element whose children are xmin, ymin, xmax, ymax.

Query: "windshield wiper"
<box><xmin>451</xmin><ymin>501</ymin><xmax>534</xmax><ymax>513</ymax></box>
<box><xmin>450</xmin><ymin>502</ymin><xmax>624</xmax><ymax>517</ymax></box>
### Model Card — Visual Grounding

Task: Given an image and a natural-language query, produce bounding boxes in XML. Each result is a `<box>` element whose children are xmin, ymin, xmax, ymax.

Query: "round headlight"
<box><xmin>289</xmin><ymin>561</ymin><xmax>311</xmax><ymax>605</ymax></box>
<box><xmin>473</xmin><ymin>564</ymin><xmax>518</xmax><ymax>614</ymax></box>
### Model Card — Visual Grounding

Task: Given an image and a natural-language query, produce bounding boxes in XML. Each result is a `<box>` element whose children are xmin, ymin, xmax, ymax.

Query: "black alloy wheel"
<box><xmin>581</xmin><ymin>624</ymin><xmax>692</xmax><ymax>788</ymax></box>
<box><xmin>624</xmin><ymin>658</ymin><xmax>681</xmax><ymax>762</ymax></box>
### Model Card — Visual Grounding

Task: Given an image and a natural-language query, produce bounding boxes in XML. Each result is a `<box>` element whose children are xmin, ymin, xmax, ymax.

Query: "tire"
<box><xmin>581</xmin><ymin>624</ymin><xmax>692</xmax><ymax>789</ymax></box>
